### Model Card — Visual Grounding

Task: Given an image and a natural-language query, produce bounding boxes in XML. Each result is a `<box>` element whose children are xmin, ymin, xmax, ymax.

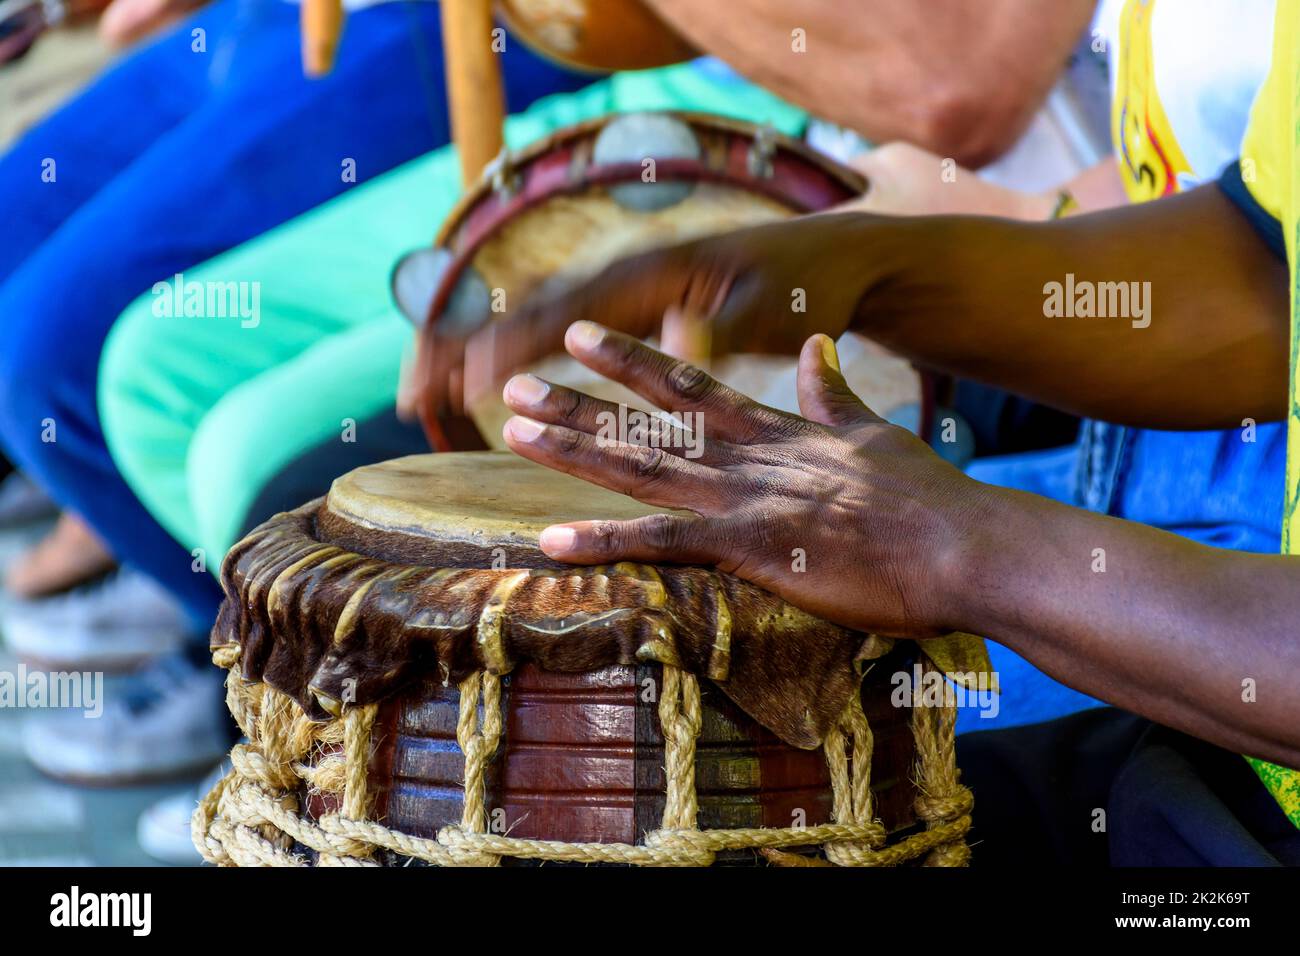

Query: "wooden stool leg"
<box><xmin>442</xmin><ymin>0</ymin><xmax>506</xmax><ymax>185</ymax></box>
<box><xmin>301</xmin><ymin>0</ymin><xmax>344</xmax><ymax>77</ymax></box>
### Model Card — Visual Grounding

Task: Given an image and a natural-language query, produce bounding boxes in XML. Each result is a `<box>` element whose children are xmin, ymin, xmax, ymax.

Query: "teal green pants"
<box><xmin>99</xmin><ymin>63</ymin><xmax>808</xmax><ymax>574</ymax></box>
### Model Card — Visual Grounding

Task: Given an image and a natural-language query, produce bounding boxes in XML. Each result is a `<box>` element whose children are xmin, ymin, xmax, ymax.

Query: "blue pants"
<box><xmin>959</xmin><ymin>420</ymin><xmax>1286</xmax><ymax>733</ymax></box>
<box><xmin>0</xmin><ymin>0</ymin><xmax>588</xmax><ymax>626</ymax></box>
<box><xmin>958</xmin><ymin>708</ymin><xmax>1300</xmax><ymax>865</ymax></box>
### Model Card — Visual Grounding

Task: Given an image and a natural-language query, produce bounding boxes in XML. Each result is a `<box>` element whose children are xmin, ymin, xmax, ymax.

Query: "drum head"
<box><xmin>322</xmin><ymin>451</ymin><xmax>684</xmax><ymax>567</ymax></box>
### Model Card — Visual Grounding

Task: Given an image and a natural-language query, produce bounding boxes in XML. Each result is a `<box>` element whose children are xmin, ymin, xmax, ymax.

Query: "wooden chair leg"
<box><xmin>441</xmin><ymin>0</ymin><xmax>506</xmax><ymax>186</ymax></box>
<box><xmin>301</xmin><ymin>0</ymin><xmax>343</xmax><ymax>77</ymax></box>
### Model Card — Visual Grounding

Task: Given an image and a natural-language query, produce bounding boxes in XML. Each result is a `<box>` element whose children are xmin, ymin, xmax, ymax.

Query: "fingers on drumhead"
<box><xmin>539</xmin><ymin>514</ymin><xmax>715</xmax><ymax>564</ymax></box>
<box><xmin>563</xmin><ymin>322</ymin><xmax>778</xmax><ymax>442</ymax></box>
<box><xmin>503</xmin><ymin>373</ymin><xmax>623</xmax><ymax>435</ymax></box>
<box><xmin>503</xmin><ymin>417</ymin><xmax>717</xmax><ymax>506</ymax></box>
<box><xmin>503</xmin><ymin>374</ymin><xmax>734</xmax><ymax>469</ymax></box>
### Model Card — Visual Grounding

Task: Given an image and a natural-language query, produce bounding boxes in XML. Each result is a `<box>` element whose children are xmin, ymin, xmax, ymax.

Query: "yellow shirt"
<box><xmin>1112</xmin><ymin>0</ymin><xmax>1195</xmax><ymax>201</ymax></box>
<box><xmin>1231</xmin><ymin>0</ymin><xmax>1300</xmax><ymax>828</ymax></box>
<box><xmin>1109</xmin><ymin>0</ymin><xmax>1273</xmax><ymax>202</ymax></box>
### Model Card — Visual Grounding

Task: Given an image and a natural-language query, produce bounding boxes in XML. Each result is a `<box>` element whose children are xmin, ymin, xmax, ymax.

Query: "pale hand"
<box><xmin>843</xmin><ymin>141</ymin><xmax>1056</xmax><ymax>220</ymax></box>
<box><xmin>100</xmin><ymin>0</ymin><xmax>207</xmax><ymax>48</ymax></box>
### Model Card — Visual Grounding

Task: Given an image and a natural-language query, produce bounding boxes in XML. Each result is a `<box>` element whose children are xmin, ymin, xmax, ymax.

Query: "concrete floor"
<box><xmin>0</xmin><ymin>519</ymin><xmax>202</xmax><ymax>867</ymax></box>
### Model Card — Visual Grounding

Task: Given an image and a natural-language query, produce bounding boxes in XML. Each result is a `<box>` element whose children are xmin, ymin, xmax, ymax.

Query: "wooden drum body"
<box><xmin>197</xmin><ymin>453</ymin><xmax>977</xmax><ymax>867</ymax></box>
<box><xmin>355</xmin><ymin>660</ymin><xmax>918</xmax><ymax>856</ymax></box>
<box><xmin>393</xmin><ymin>112</ymin><xmax>928</xmax><ymax>453</ymax></box>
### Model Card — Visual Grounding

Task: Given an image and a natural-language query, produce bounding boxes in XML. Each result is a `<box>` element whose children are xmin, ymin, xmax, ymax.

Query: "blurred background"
<box><xmin>2</xmin><ymin>3</ymin><xmax>198</xmax><ymax>866</ymax></box>
<box><xmin>0</xmin><ymin>497</ymin><xmax>206</xmax><ymax>865</ymax></box>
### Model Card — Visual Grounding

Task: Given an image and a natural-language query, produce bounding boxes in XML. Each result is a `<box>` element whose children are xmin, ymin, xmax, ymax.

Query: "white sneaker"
<box><xmin>22</xmin><ymin>654</ymin><xmax>232</xmax><ymax>785</ymax></box>
<box><xmin>137</xmin><ymin>763</ymin><xmax>228</xmax><ymax>865</ymax></box>
<box><xmin>1</xmin><ymin>569</ymin><xmax>191</xmax><ymax>671</ymax></box>
<box><xmin>0</xmin><ymin>472</ymin><xmax>56</xmax><ymax>528</ymax></box>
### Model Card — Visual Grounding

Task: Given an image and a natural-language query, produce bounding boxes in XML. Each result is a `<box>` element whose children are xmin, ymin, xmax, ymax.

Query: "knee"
<box><xmin>0</xmin><ymin>278</ymin><xmax>82</xmax><ymax>450</ymax></box>
<box><xmin>98</xmin><ymin>292</ymin><xmax>162</xmax><ymax>469</ymax></box>
<box><xmin>186</xmin><ymin>389</ymin><xmax>276</xmax><ymax>566</ymax></box>
<box><xmin>1106</xmin><ymin>742</ymin><xmax>1180</xmax><ymax>865</ymax></box>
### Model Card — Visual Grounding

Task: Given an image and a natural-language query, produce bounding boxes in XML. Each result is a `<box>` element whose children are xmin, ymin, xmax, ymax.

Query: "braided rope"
<box><xmin>195</xmin><ymin>652</ymin><xmax>972</xmax><ymax>867</ymax></box>
<box><xmin>659</xmin><ymin>666</ymin><xmax>702</xmax><ymax>832</ymax></box>
<box><xmin>823</xmin><ymin>692</ymin><xmax>883</xmax><ymax>866</ymax></box>
<box><xmin>910</xmin><ymin>659</ymin><xmax>974</xmax><ymax>867</ymax></box>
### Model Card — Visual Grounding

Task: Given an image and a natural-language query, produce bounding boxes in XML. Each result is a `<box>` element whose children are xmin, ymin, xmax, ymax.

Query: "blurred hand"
<box><xmin>843</xmin><ymin>141</ymin><xmax>1056</xmax><ymax>219</ymax></box>
<box><xmin>99</xmin><ymin>0</ymin><xmax>205</xmax><ymax>48</ymax></box>
<box><xmin>399</xmin><ymin>213</ymin><xmax>886</xmax><ymax>423</ymax></box>
<box><xmin>499</xmin><ymin>321</ymin><xmax>989</xmax><ymax>638</ymax></box>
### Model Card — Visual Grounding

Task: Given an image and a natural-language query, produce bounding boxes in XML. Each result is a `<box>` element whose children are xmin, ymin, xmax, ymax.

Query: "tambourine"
<box><xmin>393</xmin><ymin>111</ymin><xmax>942</xmax><ymax>454</ymax></box>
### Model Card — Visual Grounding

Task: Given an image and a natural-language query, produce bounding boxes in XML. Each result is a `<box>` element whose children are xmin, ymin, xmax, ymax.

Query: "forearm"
<box><xmin>646</xmin><ymin>0</ymin><xmax>1095</xmax><ymax>167</ymax></box>
<box><xmin>849</xmin><ymin>185</ymin><xmax>1290</xmax><ymax>427</ymax></box>
<box><xmin>946</xmin><ymin>484</ymin><xmax>1300</xmax><ymax>767</ymax></box>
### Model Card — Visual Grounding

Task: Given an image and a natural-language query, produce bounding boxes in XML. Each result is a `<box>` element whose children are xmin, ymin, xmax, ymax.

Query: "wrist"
<box><xmin>836</xmin><ymin>211</ymin><xmax>932</xmax><ymax>334</ymax></box>
<box><xmin>1021</xmin><ymin>189</ymin><xmax>1067</xmax><ymax>221</ymax></box>
<box><xmin>928</xmin><ymin>477</ymin><xmax>1025</xmax><ymax>637</ymax></box>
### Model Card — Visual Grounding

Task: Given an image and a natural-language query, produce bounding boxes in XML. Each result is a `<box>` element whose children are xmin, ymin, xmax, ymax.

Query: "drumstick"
<box><xmin>661</xmin><ymin>304</ymin><xmax>713</xmax><ymax>370</ymax></box>
<box><xmin>441</xmin><ymin>0</ymin><xmax>506</xmax><ymax>184</ymax></box>
<box><xmin>418</xmin><ymin>0</ymin><xmax>504</xmax><ymax>451</ymax></box>
<box><xmin>301</xmin><ymin>0</ymin><xmax>343</xmax><ymax>77</ymax></box>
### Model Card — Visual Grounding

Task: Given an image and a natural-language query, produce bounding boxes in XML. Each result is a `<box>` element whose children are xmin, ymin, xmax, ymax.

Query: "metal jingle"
<box><xmin>747</xmin><ymin>123</ymin><xmax>778</xmax><ymax>179</ymax></box>
<box><xmin>593</xmin><ymin>112</ymin><xmax>701</xmax><ymax>212</ymax></box>
<box><xmin>390</xmin><ymin>247</ymin><xmax>491</xmax><ymax>333</ymax></box>
<box><xmin>482</xmin><ymin>145</ymin><xmax>521</xmax><ymax>200</ymax></box>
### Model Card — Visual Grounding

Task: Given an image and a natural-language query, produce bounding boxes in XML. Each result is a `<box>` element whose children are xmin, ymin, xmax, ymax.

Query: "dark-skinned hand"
<box><xmin>399</xmin><ymin>213</ymin><xmax>887</xmax><ymax>422</ymax></box>
<box><xmin>499</xmin><ymin>320</ymin><xmax>989</xmax><ymax>639</ymax></box>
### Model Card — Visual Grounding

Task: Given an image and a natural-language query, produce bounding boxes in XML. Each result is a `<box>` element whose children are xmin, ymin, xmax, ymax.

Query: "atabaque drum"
<box><xmin>392</xmin><ymin>112</ymin><xmax>935</xmax><ymax>455</ymax></box>
<box><xmin>196</xmin><ymin>452</ymin><xmax>977</xmax><ymax>866</ymax></box>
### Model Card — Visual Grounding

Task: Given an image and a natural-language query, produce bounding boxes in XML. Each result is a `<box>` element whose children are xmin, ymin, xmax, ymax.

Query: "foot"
<box><xmin>137</xmin><ymin>762</ymin><xmax>228</xmax><ymax>865</ymax></box>
<box><xmin>0</xmin><ymin>472</ymin><xmax>56</xmax><ymax>528</ymax></box>
<box><xmin>4</xmin><ymin>512</ymin><xmax>116</xmax><ymax>598</ymax></box>
<box><xmin>1</xmin><ymin>568</ymin><xmax>191</xmax><ymax>671</ymax></box>
<box><xmin>22</xmin><ymin>653</ymin><xmax>233</xmax><ymax>785</ymax></box>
